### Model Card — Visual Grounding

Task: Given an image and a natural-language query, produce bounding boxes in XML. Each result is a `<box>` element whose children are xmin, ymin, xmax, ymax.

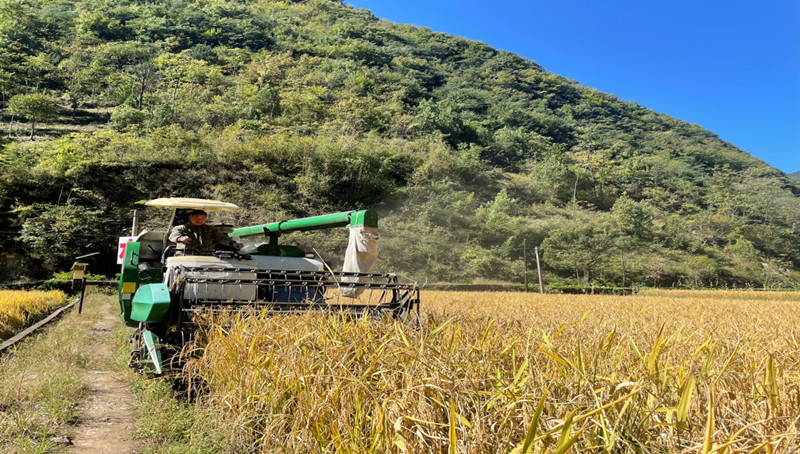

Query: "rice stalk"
<box><xmin>179</xmin><ymin>290</ymin><xmax>799</xmax><ymax>453</ymax></box>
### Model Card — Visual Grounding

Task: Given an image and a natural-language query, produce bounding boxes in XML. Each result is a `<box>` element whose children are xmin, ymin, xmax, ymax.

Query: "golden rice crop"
<box><xmin>186</xmin><ymin>290</ymin><xmax>799</xmax><ymax>453</ymax></box>
<box><xmin>0</xmin><ymin>290</ymin><xmax>67</xmax><ymax>340</ymax></box>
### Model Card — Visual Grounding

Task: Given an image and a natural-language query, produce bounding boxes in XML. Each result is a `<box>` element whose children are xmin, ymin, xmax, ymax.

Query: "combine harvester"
<box><xmin>118</xmin><ymin>198</ymin><xmax>419</xmax><ymax>374</ymax></box>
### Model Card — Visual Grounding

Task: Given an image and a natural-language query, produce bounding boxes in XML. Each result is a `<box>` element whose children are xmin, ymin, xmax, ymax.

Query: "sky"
<box><xmin>348</xmin><ymin>0</ymin><xmax>799</xmax><ymax>174</ymax></box>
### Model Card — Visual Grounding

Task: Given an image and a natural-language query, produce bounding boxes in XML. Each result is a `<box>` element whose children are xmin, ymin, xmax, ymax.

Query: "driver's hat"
<box><xmin>187</xmin><ymin>209</ymin><xmax>208</xmax><ymax>216</ymax></box>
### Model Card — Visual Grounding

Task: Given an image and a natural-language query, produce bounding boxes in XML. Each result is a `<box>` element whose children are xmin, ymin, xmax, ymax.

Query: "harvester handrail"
<box><xmin>180</xmin><ymin>266</ymin><xmax>403</xmax><ymax>278</ymax></box>
<box><xmin>181</xmin><ymin>300</ymin><xmax>408</xmax><ymax>308</ymax></box>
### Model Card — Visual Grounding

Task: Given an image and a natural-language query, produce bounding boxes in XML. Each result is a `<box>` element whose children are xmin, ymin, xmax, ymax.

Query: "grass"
<box><xmin>0</xmin><ymin>292</ymin><xmax>98</xmax><ymax>454</ymax></box>
<box><xmin>0</xmin><ymin>290</ymin><xmax>67</xmax><ymax>341</ymax></box>
<box><xmin>122</xmin><ymin>374</ymin><xmax>232</xmax><ymax>454</ymax></box>
<box><xmin>0</xmin><ymin>290</ymin><xmax>230</xmax><ymax>453</ymax></box>
<box><xmin>109</xmin><ymin>298</ymin><xmax>233</xmax><ymax>454</ymax></box>
<box><xmin>180</xmin><ymin>289</ymin><xmax>799</xmax><ymax>453</ymax></box>
<box><xmin>0</xmin><ymin>290</ymin><xmax>232</xmax><ymax>453</ymax></box>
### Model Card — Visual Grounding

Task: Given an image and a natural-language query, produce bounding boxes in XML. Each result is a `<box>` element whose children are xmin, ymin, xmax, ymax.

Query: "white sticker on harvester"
<box><xmin>117</xmin><ymin>237</ymin><xmax>135</xmax><ymax>264</ymax></box>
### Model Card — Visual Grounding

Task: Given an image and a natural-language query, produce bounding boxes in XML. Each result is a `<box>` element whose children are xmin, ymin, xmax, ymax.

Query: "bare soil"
<box><xmin>68</xmin><ymin>304</ymin><xmax>136</xmax><ymax>453</ymax></box>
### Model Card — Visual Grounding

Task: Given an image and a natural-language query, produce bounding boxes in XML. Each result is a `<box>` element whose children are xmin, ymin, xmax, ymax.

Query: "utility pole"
<box><xmin>131</xmin><ymin>209</ymin><xmax>139</xmax><ymax>236</ymax></box>
<box><xmin>535</xmin><ymin>246</ymin><xmax>544</xmax><ymax>294</ymax></box>
<box><xmin>523</xmin><ymin>239</ymin><xmax>528</xmax><ymax>292</ymax></box>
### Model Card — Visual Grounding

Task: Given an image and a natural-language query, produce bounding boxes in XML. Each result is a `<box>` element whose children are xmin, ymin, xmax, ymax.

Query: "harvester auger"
<box><xmin>118</xmin><ymin>198</ymin><xmax>420</xmax><ymax>375</ymax></box>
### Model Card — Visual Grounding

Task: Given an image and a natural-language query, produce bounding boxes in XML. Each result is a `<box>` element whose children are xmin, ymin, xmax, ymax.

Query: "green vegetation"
<box><xmin>0</xmin><ymin>0</ymin><xmax>798</xmax><ymax>288</ymax></box>
<box><xmin>125</xmin><ymin>377</ymin><xmax>232</xmax><ymax>454</ymax></box>
<box><xmin>111</xmin><ymin>315</ymin><xmax>232</xmax><ymax>453</ymax></box>
<box><xmin>7</xmin><ymin>93</ymin><xmax>57</xmax><ymax>137</ymax></box>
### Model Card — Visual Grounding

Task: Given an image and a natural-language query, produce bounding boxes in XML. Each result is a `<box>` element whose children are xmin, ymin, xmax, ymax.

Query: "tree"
<box><xmin>610</xmin><ymin>195</ymin><xmax>653</xmax><ymax>241</ymax></box>
<box><xmin>8</xmin><ymin>93</ymin><xmax>57</xmax><ymax>138</ymax></box>
<box><xmin>541</xmin><ymin>216</ymin><xmax>614</xmax><ymax>285</ymax></box>
<box><xmin>241</xmin><ymin>85</ymin><xmax>281</xmax><ymax>120</ymax></box>
<box><xmin>413</xmin><ymin>99</ymin><xmax>477</xmax><ymax>148</ymax></box>
<box><xmin>110</xmin><ymin>105</ymin><xmax>149</xmax><ymax>131</ymax></box>
<box><xmin>129</xmin><ymin>62</ymin><xmax>157</xmax><ymax>110</ymax></box>
<box><xmin>487</xmin><ymin>127</ymin><xmax>551</xmax><ymax>170</ymax></box>
<box><xmin>24</xmin><ymin>53</ymin><xmax>56</xmax><ymax>89</ymax></box>
<box><xmin>475</xmin><ymin>188</ymin><xmax>523</xmax><ymax>243</ymax></box>
<box><xmin>15</xmin><ymin>202</ymin><xmax>106</xmax><ymax>271</ymax></box>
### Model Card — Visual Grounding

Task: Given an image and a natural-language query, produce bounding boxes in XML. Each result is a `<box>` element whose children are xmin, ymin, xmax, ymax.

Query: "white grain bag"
<box><xmin>340</xmin><ymin>225</ymin><xmax>379</xmax><ymax>297</ymax></box>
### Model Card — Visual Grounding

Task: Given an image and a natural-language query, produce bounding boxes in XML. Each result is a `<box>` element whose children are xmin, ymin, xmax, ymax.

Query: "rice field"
<box><xmin>0</xmin><ymin>290</ymin><xmax>67</xmax><ymax>340</ymax></box>
<box><xmin>185</xmin><ymin>290</ymin><xmax>799</xmax><ymax>453</ymax></box>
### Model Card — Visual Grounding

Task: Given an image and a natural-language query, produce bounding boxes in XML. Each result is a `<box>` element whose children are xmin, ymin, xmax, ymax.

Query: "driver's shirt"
<box><xmin>168</xmin><ymin>223</ymin><xmax>234</xmax><ymax>254</ymax></box>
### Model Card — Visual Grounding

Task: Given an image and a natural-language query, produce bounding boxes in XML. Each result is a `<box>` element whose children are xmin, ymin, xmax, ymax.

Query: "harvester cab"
<box><xmin>118</xmin><ymin>198</ymin><xmax>420</xmax><ymax>375</ymax></box>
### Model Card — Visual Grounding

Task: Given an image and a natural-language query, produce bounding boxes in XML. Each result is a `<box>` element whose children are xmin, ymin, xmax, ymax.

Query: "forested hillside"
<box><xmin>1</xmin><ymin>0</ymin><xmax>798</xmax><ymax>288</ymax></box>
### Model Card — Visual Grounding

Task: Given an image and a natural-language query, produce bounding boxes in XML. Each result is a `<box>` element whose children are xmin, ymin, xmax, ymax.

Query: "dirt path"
<box><xmin>68</xmin><ymin>302</ymin><xmax>137</xmax><ymax>453</ymax></box>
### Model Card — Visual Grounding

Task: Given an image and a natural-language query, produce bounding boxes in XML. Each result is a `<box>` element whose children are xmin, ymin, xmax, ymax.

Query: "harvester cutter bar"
<box><xmin>174</xmin><ymin>266</ymin><xmax>420</xmax><ymax>323</ymax></box>
<box><xmin>179</xmin><ymin>267</ymin><xmax>416</xmax><ymax>290</ymax></box>
<box><xmin>183</xmin><ymin>278</ymin><xmax>404</xmax><ymax>289</ymax></box>
<box><xmin>179</xmin><ymin>294</ymin><xmax>419</xmax><ymax>324</ymax></box>
<box><xmin>181</xmin><ymin>301</ymin><xmax>411</xmax><ymax>314</ymax></box>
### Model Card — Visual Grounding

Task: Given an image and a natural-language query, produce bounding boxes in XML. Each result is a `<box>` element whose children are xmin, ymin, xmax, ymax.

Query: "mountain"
<box><xmin>1</xmin><ymin>0</ymin><xmax>798</xmax><ymax>288</ymax></box>
<box><xmin>789</xmin><ymin>171</ymin><xmax>800</xmax><ymax>179</ymax></box>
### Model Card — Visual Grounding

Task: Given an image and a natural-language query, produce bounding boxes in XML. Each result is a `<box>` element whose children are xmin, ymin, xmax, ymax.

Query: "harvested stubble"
<box><xmin>0</xmin><ymin>290</ymin><xmax>66</xmax><ymax>340</ymax></box>
<box><xmin>186</xmin><ymin>290</ymin><xmax>799</xmax><ymax>453</ymax></box>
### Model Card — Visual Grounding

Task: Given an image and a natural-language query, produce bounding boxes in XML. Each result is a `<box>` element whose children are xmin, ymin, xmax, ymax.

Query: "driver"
<box><xmin>168</xmin><ymin>209</ymin><xmax>243</xmax><ymax>255</ymax></box>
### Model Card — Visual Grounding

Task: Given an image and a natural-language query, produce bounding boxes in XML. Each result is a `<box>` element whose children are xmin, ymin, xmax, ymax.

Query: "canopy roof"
<box><xmin>142</xmin><ymin>198</ymin><xmax>240</xmax><ymax>211</ymax></box>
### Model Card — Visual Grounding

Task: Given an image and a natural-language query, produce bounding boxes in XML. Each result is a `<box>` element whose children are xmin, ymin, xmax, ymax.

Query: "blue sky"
<box><xmin>348</xmin><ymin>0</ymin><xmax>799</xmax><ymax>173</ymax></box>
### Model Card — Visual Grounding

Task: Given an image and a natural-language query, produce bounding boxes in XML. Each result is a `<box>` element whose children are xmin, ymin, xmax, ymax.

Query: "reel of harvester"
<box><xmin>117</xmin><ymin>198</ymin><xmax>420</xmax><ymax>375</ymax></box>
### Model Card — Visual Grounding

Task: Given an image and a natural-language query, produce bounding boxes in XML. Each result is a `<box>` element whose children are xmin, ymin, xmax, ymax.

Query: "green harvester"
<box><xmin>118</xmin><ymin>198</ymin><xmax>419</xmax><ymax>374</ymax></box>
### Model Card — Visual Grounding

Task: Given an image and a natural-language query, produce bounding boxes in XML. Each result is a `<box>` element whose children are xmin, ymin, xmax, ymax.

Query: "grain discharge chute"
<box><xmin>118</xmin><ymin>198</ymin><xmax>419</xmax><ymax>374</ymax></box>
